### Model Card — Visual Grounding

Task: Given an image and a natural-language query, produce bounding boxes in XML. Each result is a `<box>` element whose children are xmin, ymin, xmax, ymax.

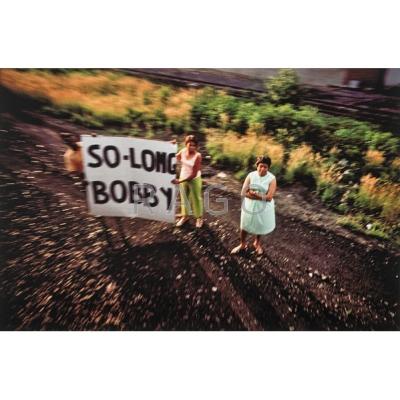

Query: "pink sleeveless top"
<box><xmin>179</xmin><ymin>150</ymin><xmax>201</xmax><ymax>180</ymax></box>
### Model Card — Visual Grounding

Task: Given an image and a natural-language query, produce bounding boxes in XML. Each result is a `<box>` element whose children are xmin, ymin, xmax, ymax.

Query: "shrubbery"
<box><xmin>264</xmin><ymin>69</ymin><xmax>301</xmax><ymax>105</ymax></box>
<box><xmin>159</xmin><ymin>86</ymin><xmax>172</xmax><ymax>104</ymax></box>
<box><xmin>190</xmin><ymin>88</ymin><xmax>399</xmax><ymax>169</ymax></box>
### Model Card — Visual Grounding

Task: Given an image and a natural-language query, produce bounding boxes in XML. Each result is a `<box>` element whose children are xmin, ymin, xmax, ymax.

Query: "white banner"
<box><xmin>81</xmin><ymin>135</ymin><xmax>177</xmax><ymax>223</ymax></box>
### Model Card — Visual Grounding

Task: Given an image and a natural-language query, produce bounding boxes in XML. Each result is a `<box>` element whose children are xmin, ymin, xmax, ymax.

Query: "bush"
<box><xmin>350</xmin><ymin>174</ymin><xmax>400</xmax><ymax>226</ymax></box>
<box><xmin>189</xmin><ymin>88</ymin><xmax>400</xmax><ymax>177</ymax></box>
<box><xmin>96</xmin><ymin>112</ymin><xmax>130</xmax><ymax>127</ymax></box>
<box><xmin>54</xmin><ymin>103</ymin><xmax>105</xmax><ymax>128</ymax></box>
<box><xmin>320</xmin><ymin>184</ymin><xmax>345</xmax><ymax>206</ymax></box>
<box><xmin>333</xmin><ymin>129</ymin><xmax>369</xmax><ymax>163</ymax></box>
<box><xmin>126</xmin><ymin>108</ymin><xmax>145</xmax><ymax>123</ymax></box>
<box><xmin>284</xmin><ymin>144</ymin><xmax>316</xmax><ymax>184</ymax></box>
<box><xmin>264</xmin><ymin>69</ymin><xmax>300</xmax><ymax>105</ymax></box>
<box><xmin>150</xmin><ymin>109</ymin><xmax>167</xmax><ymax>133</ymax></box>
<box><xmin>167</xmin><ymin>117</ymin><xmax>189</xmax><ymax>136</ymax></box>
<box><xmin>258</xmin><ymin>103</ymin><xmax>296</xmax><ymax>133</ymax></box>
<box><xmin>159</xmin><ymin>86</ymin><xmax>172</xmax><ymax>104</ymax></box>
<box><xmin>143</xmin><ymin>90</ymin><xmax>153</xmax><ymax>105</ymax></box>
<box><xmin>190</xmin><ymin>87</ymin><xmax>221</xmax><ymax>129</ymax></box>
<box><xmin>288</xmin><ymin>163</ymin><xmax>317</xmax><ymax>188</ymax></box>
<box><xmin>230</xmin><ymin>102</ymin><xmax>258</xmax><ymax>134</ymax></box>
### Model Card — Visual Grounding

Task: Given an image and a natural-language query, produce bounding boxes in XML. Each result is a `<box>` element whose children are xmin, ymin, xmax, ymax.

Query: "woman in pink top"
<box><xmin>172</xmin><ymin>135</ymin><xmax>203</xmax><ymax>228</ymax></box>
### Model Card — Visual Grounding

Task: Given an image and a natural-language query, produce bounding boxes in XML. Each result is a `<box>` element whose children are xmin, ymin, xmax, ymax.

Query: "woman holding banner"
<box><xmin>172</xmin><ymin>135</ymin><xmax>204</xmax><ymax>228</ymax></box>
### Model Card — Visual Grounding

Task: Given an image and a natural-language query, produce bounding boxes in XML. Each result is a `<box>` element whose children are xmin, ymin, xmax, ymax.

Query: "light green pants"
<box><xmin>180</xmin><ymin>176</ymin><xmax>203</xmax><ymax>218</ymax></box>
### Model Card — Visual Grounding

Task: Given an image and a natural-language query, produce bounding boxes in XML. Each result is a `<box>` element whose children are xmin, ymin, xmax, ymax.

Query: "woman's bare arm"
<box><xmin>247</xmin><ymin>178</ymin><xmax>277</xmax><ymax>201</ymax></box>
<box><xmin>265</xmin><ymin>178</ymin><xmax>277</xmax><ymax>201</ymax></box>
<box><xmin>241</xmin><ymin>175</ymin><xmax>251</xmax><ymax>197</ymax></box>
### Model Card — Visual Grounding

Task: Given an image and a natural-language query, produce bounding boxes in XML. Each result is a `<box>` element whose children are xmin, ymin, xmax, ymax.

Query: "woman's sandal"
<box><xmin>253</xmin><ymin>242</ymin><xmax>264</xmax><ymax>255</ymax></box>
<box><xmin>176</xmin><ymin>217</ymin><xmax>189</xmax><ymax>227</ymax></box>
<box><xmin>195</xmin><ymin>218</ymin><xmax>204</xmax><ymax>228</ymax></box>
<box><xmin>254</xmin><ymin>246</ymin><xmax>264</xmax><ymax>256</ymax></box>
<box><xmin>230</xmin><ymin>244</ymin><xmax>247</xmax><ymax>255</ymax></box>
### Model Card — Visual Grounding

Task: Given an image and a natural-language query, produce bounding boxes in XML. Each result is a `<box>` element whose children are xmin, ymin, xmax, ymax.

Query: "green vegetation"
<box><xmin>264</xmin><ymin>68</ymin><xmax>301</xmax><ymax>105</ymax></box>
<box><xmin>337</xmin><ymin>214</ymin><xmax>391</xmax><ymax>241</ymax></box>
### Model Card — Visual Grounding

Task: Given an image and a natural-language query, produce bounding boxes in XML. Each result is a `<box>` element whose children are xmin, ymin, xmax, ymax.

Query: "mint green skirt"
<box><xmin>240</xmin><ymin>197</ymin><xmax>275</xmax><ymax>235</ymax></box>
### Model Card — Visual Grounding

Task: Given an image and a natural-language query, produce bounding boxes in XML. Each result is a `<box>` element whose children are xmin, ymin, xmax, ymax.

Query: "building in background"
<box><xmin>220</xmin><ymin>68</ymin><xmax>400</xmax><ymax>92</ymax></box>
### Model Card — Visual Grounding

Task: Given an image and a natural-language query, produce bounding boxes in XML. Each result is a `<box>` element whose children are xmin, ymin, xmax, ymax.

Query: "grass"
<box><xmin>1</xmin><ymin>69</ymin><xmax>197</xmax><ymax>120</ymax></box>
<box><xmin>356</xmin><ymin>174</ymin><xmax>400</xmax><ymax>224</ymax></box>
<box><xmin>337</xmin><ymin>214</ymin><xmax>391</xmax><ymax>241</ymax></box>
<box><xmin>206</xmin><ymin>128</ymin><xmax>285</xmax><ymax>178</ymax></box>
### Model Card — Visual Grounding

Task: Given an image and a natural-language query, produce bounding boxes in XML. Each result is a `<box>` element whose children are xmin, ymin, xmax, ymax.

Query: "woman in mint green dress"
<box><xmin>231</xmin><ymin>156</ymin><xmax>277</xmax><ymax>256</ymax></box>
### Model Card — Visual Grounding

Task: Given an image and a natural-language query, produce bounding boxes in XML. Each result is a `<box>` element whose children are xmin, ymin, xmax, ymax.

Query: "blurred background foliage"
<box><xmin>1</xmin><ymin>68</ymin><xmax>399</xmax><ymax>244</ymax></box>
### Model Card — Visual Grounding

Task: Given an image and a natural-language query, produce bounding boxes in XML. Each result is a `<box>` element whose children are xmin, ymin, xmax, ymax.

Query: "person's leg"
<box><xmin>180</xmin><ymin>181</ymin><xmax>191</xmax><ymax>216</ymax></box>
<box><xmin>253</xmin><ymin>234</ymin><xmax>264</xmax><ymax>255</ymax></box>
<box><xmin>189</xmin><ymin>177</ymin><xmax>203</xmax><ymax>219</ymax></box>
<box><xmin>231</xmin><ymin>230</ymin><xmax>248</xmax><ymax>254</ymax></box>
<box><xmin>187</xmin><ymin>177</ymin><xmax>203</xmax><ymax>227</ymax></box>
<box><xmin>241</xmin><ymin>230</ymin><xmax>248</xmax><ymax>246</ymax></box>
<box><xmin>177</xmin><ymin>181</ymin><xmax>191</xmax><ymax>226</ymax></box>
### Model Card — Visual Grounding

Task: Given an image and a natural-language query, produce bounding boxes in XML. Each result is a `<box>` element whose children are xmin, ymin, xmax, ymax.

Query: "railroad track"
<box><xmin>117</xmin><ymin>68</ymin><xmax>263</xmax><ymax>98</ymax></box>
<box><xmin>117</xmin><ymin>68</ymin><xmax>400</xmax><ymax>133</ymax></box>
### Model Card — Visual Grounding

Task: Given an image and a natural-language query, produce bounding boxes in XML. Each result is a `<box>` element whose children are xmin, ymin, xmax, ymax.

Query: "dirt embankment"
<box><xmin>0</xmin><ymin>110</ymin><xmax>399</xmax><ymax>330</ymax></box>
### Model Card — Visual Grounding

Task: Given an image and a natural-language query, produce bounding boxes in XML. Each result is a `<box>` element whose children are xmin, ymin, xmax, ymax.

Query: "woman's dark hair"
<box><xmin>255</xmin><ymin>155</ymin><xmax>271</xmax><ymax>168</ymax></box>
<box><xmin>185</xmin><ymin>134</ymin><xmax>198</xmax><ymax>145</ymax></box>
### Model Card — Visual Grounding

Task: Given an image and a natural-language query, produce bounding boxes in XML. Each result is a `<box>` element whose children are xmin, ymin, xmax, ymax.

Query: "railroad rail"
<box><xmin>117</xmin><ymin>68</ymin><xmax>400</xmax><ymax>133</ymax></box>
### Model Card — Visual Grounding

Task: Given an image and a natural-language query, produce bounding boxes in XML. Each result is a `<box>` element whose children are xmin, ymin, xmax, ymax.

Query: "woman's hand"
<box><xmin>247</xmin><ymin>190</ymin><xmax>272</xmax><ymax>201</ymax></box>
<box><xmin>170</xmin><ymin>139</ymin><xmax>177</xmax><ymax>145</ymax></box>
<box><xmin>246</xmin><ymin>190</ymin><xmax>259</xmax><ymax>200</ymax></box>
<box><xmin>171</xmin><ymin>178</ymin><xmax>180</xmax><ymax>184</ymax></box>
